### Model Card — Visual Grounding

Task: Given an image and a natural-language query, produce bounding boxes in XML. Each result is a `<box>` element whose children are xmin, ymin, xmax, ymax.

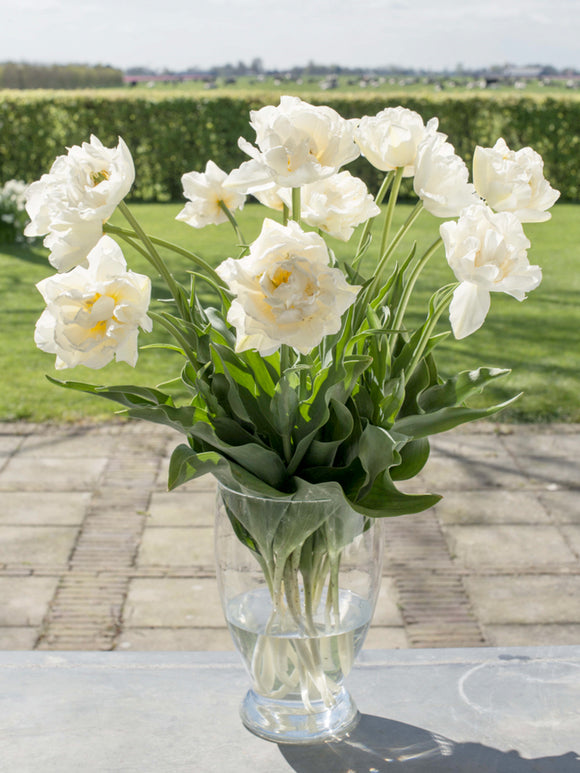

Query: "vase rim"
<box><xmin>217</xmin><ymin>480</ymin><xmax>336</xmax><ymax>505</ymax></box>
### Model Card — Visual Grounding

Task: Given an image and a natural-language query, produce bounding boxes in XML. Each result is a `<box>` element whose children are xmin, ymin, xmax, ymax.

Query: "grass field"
<box><xmin>123</xmin><ymin>74</ymin><xmax>580</xmax><ymax>101</ymax></box>
<box><xmin>0</xmin><ymin>201</ymin><xmax>577</xmax><ymax>424</ymax></box>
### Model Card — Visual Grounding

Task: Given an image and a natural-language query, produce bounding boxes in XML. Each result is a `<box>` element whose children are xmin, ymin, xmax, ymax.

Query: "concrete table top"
<box><xmin>1</xmin><ymin>646</ymin><xmax>579</xmax><ymax>772</ymax></box>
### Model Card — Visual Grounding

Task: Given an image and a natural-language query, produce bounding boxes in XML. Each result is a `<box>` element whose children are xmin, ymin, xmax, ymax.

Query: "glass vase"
<box><xmin>215</xmin><ymin>482</ymin><xmax>384</xmax><ymax>744</ymax></box>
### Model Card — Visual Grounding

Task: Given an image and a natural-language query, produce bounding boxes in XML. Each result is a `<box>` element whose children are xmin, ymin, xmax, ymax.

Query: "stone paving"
<box><xmin>0</xmin><ymin>420</ymin><xmax>578</xmax><ymax>652</ymax></box>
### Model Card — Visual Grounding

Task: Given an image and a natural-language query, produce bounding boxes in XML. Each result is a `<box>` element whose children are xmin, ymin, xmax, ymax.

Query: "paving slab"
<box><xmin>0</xmin><ymin>492</ymin><xmax>91</xmax><ymax>526</ymax></box>
<box><xmin>435</xmin><ymin>490</ymin><xmax>550</xmax><ymax>525</ymax></box>
<box><xmin>443</xmin><ymin>524</ymin><xmax>577</xmax><ymax>569</ymax></box>
<box><xmin>537</xmin><ymin>489</ymin><xmax>580</xmax><ymax>523</ymax></box>
<box><xmin>0</xmin><ymin>576</ymin><xmax>60</xmax><ymax>626</ymax></box>
<box><xmin>0</xmin><ymin>456</ymin><xmax>108</xmax><ymax>491</ymax></box>
<box><xmin>137</xmin><ymin>526</ymin><xmax>214</xmax><ymax>567</ymax></box>
<box><xmin>0</xmin><ymin>627</ymin><xmax>38</xmax><ymax>649</ymax></box>
<box><xmin>464</xmin><ymin>575</ymin><xmax>580</xmax><ymax>625</ymax></box>
<box><xmin>0</xmin><ymin>525</ymin><xmax>78</xmax><ymax>565</ymax></box>
<box><xmin>485</xmin><ymin>624</ymin><xmax>580</xmax><ymax>647</ymax></box>
<box><xmin>147</xmin><ymin>490</ymin><xmax>215</xmax><ymax>526</ymax></box>
<box><xmin>124</xmin><ymin>577</ymin><xmax>225</xmax><ymax>628</ymax></box>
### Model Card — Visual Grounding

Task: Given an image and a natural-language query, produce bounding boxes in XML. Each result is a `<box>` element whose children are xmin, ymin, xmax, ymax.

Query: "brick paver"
<box><xmin>0</xmin><ymin>420</ymin><xmax>578</xmax><ymax>651</ymax></box>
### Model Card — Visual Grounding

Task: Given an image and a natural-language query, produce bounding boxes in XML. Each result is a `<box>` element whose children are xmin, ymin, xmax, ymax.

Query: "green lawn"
<box><xmin>0</xmin><ymin>201</ymin><xmax>577</xmax><ymax>423</ymax></box>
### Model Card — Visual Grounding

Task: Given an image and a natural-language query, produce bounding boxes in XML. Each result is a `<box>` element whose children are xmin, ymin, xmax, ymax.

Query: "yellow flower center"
<box><xmin>271</xmin><ymin>267</ymin><xmax>292</xmax><ymax>288</ymax></box>
<box><xmin>90</xmin><ymin>169</ymin><xmax>111</xmax><ymax>186</ymax></box>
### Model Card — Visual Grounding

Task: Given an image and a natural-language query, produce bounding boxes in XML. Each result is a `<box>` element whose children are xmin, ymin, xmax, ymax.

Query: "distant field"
<box><xmin>3</xmin><ymin>75</ymin><xmax>580</xmax><ymax>102</ymax></box>
<box><xmin>122</xmin><ymin>74</ymin><xmax>580</xmax><ymax>100</ymax></box>
<box><xmin>0</xmin><ymin>201</ymin><xmax>577</xmax><ymax>425</ymax></box>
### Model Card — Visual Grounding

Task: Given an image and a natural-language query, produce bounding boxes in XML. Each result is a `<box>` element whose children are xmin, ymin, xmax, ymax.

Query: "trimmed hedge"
<box><xmin>1</xmin><ymin>91</ymin><xmax>579</xmax><ymax>200</ymax></box>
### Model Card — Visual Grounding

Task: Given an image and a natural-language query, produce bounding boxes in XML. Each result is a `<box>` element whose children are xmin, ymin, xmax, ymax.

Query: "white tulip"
<box><xmin>414</xmin><ymin>133</ymin><xmax>480</xmax><ymax>218</ymax></box>
<box><xmin>293</xmin><ymin>172</ymin><xmax>381</xmax><ymax>241</ymax></box>
<box><xmin>473</xmin><ymin>138</ymin><xmax>560</xmax><ymax>222</ymax></box>
<box><xmin>441</xmin><ymin>203</ymin><xmax>542</xmax><ymax>339</ymax></box>
<box><xmin>228</xmin><ymin>96</ymin><xmax>360</xmax><ymax>189</ymax></box>
<box><xmin>25</xmin><ymin>135</ymin><xmax>135</xmax><ymax>272</ymax></box>
<box><xmin>251</xmin><ymin>183</ymin><xmax>287</xmax><ymax>212</ymax></box>
<box><xmin>354</xmin><ymin>107</ymin><xmax>439</xmax><ymax>176</ymax></box>
<box><xmin>176</xmin><ymin>160</ymin><xmax>246</xmax><ymax>229</ymax></box>
<box><xmin>35</xmin><ymin>235</ymin><xmax>152</xmax><ymax>369</ymax></box>
<box><xmin>216</xmin><ymin>219</ymin><xmax>360</xmax><ymax>355</ymax></box>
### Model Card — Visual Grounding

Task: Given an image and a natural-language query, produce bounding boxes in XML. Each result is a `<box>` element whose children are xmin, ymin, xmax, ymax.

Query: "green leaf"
<box><xmin>168</xmin><ymin>445</ymin><xmax>225</xmax><ymax>490</ymax></box>
<box><xmin>390</xmin><ymin>437</ymin><xmax>431</xmax><ymax>481</ymax></box>
<box><xmin>393</xmin><ymin>394</ymin><xmax>522</xmax><ymax>439</ymax></box>
<box><xmin>419</xmin><ymin>367</ymin><xmax>511</xmax><ymax>412</ymax></box>
<box><xmin>190</xmin><ymin>421</ymin><xmax>288</xmax><ymax>489</ymax></box>
<box><xmin>46</xmin><ymin>377</ymin><xmax>175</xmax><ymax>408</ymax></box>
<box><xmin>301</xmin><ymin>398</ymin><xmax>354</xmax><ymax>468</ymax></box>
<box><xmin>353</xmin><ymin>470</ymin><xmax>441</xmax><ymax>518</ymax></box>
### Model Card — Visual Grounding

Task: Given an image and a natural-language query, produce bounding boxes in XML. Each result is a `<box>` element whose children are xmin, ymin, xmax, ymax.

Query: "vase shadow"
<box><xmin>278</xmin><ymin>714</ymin><xmax>580</xmax><ymax>773</ymax></box>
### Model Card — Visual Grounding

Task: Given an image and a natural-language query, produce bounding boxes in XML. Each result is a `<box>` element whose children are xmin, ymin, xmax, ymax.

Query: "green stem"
<box><xmin>353</xmin><ymin>170</ymin><xmax>394</xmax><ymax>269</ymax></box>
<box><xmin>104</xmin><ymin>223</ymin><xmax>225</xmax><ymax>287</ymax></box>
<box><xmin>282</xmin><ymin>202</ymin><xmax>289</xmax><ymax>226</ymax></box>
<box><xmin>291</xmin><ymin>188</ymin><xmax>301</xmax><ymax>224</ymax></box>
<box><xmin>379</xmin><ymin>166</ymin><xmax>405</xmax><ymax>259</ymax></box>
<box><xmin>366</xmin><ymin>200</ymin><xmax>424</xmax><ymax>308</ymax></box>
<box><xmin>405</xmin><ymin>284</ymin><xmax>457</xmax><ymax>379</ymax></box>
<box><xmin>149</xmin><ymin>311</ymin><xmax>198</xmax><ymax>372</ymax></box>
<box><xmin>218</xmin><ymin>200</ymin><xmax>246</xmax><ymax>244</ymax></box>
<box><xmin>392</xmin><ymin>237</ymin><xmax>444</xmax><ymax>334</ymax></box>
<box><xmin>116</xmin><ymin>201</ymin><xmax>189</xmax><ymax>319</ymax></box>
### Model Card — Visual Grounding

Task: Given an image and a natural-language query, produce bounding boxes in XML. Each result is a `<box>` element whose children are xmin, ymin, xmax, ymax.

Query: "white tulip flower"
<box><xmin>414</xmin><ymin>133</ymin><xmax>480</xmax><ymax>218</ymax></box>
<box><xmin>441</xmin><ymin>203</ymin><xmax>542</xmax><ymax>339</ymax></box>
<box><xmin>227</xmin><ymin>96</ymin><xmax>360</xmax><ymax>190</ymax></box>
<box><xmin>473</xmin><ymin>138</ymin><xmax>560</xmax><ymax>222</ymax></box>
<box><xmin>176</xmin><ymin>160</ymin><xmax>246</xmax><ymax>228</ymax></box>
<box><xmin>251</xmin><ymin>183</ymin><xmax>287</xmax><ymax>212</ymax></box>
<box><xmin>216</xmin><ymin>219</ymin><xmax>360</xmax><ymax>355</ymax></box>
<box><xmin>25</xmin><ymin>135</ymin><xmax>135</xmax><ymax>272</ymax></box>
<box><xmin>35</xmin><ymin>235</ymin><xmax>152</xmax><ymax>369</ymax></box>
<box><xmin>354</xmin><ymin>107</ymin><xmax>439</xmax><ymax>176</ymax></box>
<box><xmin>293</xmin><ymin>172</ymin><xmax>381</xmax><ymax>241</ymax></box>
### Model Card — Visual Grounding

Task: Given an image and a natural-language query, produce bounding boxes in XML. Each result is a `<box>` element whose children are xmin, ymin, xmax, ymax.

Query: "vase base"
<box><xmin>240</xmin><ymin>687</ymin><xmax>360</xmax><ymax>745</ymax></box>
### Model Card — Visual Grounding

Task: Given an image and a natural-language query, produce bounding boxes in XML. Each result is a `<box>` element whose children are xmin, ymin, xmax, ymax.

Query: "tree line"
<box><xmin>0</xmin><ymin>63</ymin><xmax>123</xmax><ymax>90</ymax></box>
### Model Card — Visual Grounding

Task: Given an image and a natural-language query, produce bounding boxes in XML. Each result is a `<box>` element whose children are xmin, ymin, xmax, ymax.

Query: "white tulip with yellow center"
<box><xmin>216</xmin><ymin>219</ymin><xmax>360</xmax><ymax>355</ymax></box>
<box><xmin>473</xmin><ymin>138</ymin><xmax>560</xmax><ymax>223</ymax></box>
<box><xmin>441</xmin><ymin>203</ymin><xmax>542</xmax><ymax>339</ymax></box>
<box><xmin>414</xmin><ymin>133</ymin><xmax>480</xmax><ymax>218</ymax></box>
<box><xmin>354</xmin><ymin>106</ymin><xmax>439</xmax><ymax>176</ymax></box>
<box><xmin>35</xmin><ymin>235</ymin><xmax>152</xmax><ymax>369</ymax></box>
<box><xmin>285</xmin><ymin>172</ymin><xmax>381</xmax><ymax>242</ymax></box>
<box><xmin>176</xmin><ymin>160</ymin><xmax>246</xmax><ymax>228</ymax></box>
<box><xmin>24</xmin><ymin>135</ymin><xmax>135</xmax><ymax>272</ymax></box>
<box><xmin>226</xmin><ymin>96</ymin><xmax>360</xmax><ymax>191</ymax></box>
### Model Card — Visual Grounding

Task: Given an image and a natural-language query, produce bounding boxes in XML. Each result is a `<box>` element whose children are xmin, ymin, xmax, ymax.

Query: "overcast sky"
<box><xmin>1</xmin><ymin>0</ymin><xmax>579</xmax><ymax>72</ymax></box>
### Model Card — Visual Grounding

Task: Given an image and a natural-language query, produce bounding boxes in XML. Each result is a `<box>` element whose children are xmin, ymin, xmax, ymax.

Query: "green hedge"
<box><xmin>1</xmin><ymin>91</ymin><xmax>579</xmax><ymax>201</ymax></box>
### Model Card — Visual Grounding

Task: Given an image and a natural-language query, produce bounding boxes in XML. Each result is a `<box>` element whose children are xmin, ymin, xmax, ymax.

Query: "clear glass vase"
<box><xmin>215</xmin><ymin>482</ymin><xmax>384</xmax><ymax>744</ymax></box>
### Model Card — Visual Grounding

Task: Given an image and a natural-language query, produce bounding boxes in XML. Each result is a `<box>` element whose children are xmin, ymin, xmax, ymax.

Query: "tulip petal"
<box><xmin>449</xmin><ymin>282</ymin><xmax>491</xmax><ymax>339</ymax></box>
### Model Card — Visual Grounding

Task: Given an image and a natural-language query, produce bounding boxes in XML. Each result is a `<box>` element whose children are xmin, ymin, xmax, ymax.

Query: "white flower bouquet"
<box><xmin>27</xmin><ymin>96</ymin><xmax>558</xmax><ymax>739</ymax></box>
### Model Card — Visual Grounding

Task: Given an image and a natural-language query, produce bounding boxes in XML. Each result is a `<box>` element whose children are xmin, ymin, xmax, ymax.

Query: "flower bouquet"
<box><xmin>27</xmin><ymin>97</ymin><xmax>558</xmax><ymax>743</ymax></box>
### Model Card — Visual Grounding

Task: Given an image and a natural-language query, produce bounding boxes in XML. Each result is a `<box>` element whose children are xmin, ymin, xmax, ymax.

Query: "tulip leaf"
<box><xmin>301</xmin><ymin>398</ymin><xmax>354</xmax><ymax>468</ymax></box>
<box><xmin>418</xmin><ymin>367</ymin><xmax>511</xmax><ymax>412</ymax></box>
<box><xmin>189</xmin><ymin>421</ymin><xmax>288</xmax><ymax>489</ymax></box>
<box><xmin>390</xmin><ymin>437</ymin><xmax>431</xmax><ymax>481</ymax></box>
<box><xmin>393</xmin><ymin>394</ymin><xmax>521</xmax><ymax>439</ymax></box>
<box><xmin>353</xmin><ymin>470</ymin><xmax>441</xmax><ymax>518</ymax></box>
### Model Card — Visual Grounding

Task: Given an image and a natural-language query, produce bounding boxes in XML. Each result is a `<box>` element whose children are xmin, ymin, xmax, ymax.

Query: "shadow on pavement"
<box><xmin>279</xmin><ymin>714</ymin><xmax>580</xmax><ymax>772</ymax></box>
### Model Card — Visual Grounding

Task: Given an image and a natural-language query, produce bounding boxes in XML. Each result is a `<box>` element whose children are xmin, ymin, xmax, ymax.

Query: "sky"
<box><xmin>1</xmin><ymin>0</ymin><xmax>579</xmax><ymax>72</ymax></box>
